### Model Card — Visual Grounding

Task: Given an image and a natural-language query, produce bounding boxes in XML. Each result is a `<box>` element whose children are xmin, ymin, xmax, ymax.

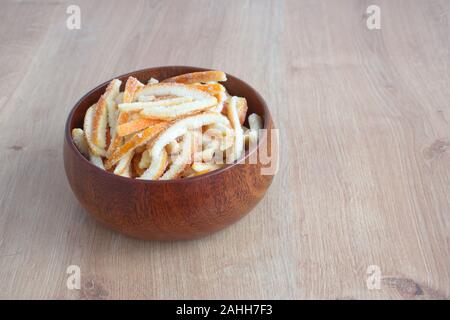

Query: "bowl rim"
<box><xmin>64</xmin><ymin>65</ymin><xmax>272</xmax><ymax>184</ymax></box>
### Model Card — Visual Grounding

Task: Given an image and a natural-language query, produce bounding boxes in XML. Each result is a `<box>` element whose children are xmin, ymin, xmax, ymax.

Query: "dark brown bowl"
<box><xmin>64</xmin><ymin>66</ymin><xmax>276</xmax><ymax>240</ymax></box>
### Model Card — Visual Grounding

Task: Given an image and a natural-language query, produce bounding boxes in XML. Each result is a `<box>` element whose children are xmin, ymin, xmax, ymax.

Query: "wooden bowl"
<box><xmin>64</xmin><ymin>66</ymin><xmax>276</xmax><ymax>240</ymax></box>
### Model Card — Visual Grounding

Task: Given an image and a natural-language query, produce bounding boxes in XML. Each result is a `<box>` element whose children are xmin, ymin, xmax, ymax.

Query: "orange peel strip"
<box><xmin>84</xmin><ymin>104</ymin><xmax>107</xmax><ymax>157</ymax></box>
<box><xmin>226</xmin><ymin>96</ymin><xmax>244</xmax><ymax>162</ymax></box>
<box><xmin>248</xmin><ymin>113</ymin><xmax>263</xmax><ymax>131</ymax></box>
<box><xmin>104</xmin><ymin>122</ymin><xmax>168</xmax><ymax>169</ymax></box>
<box><xmin>118</xmin><ymin>97</ymin><xmax>193</xmax><ymax>112</ymax></box>
<box><xmin>138</xmin><ymin>148</ymin><xmax>169</xmax><ymax>180</ymax></box>
<box><xmin>162</xmin><ymin>71</ymin><xmax>227</xmax><ymax>84</ymax></box>
<box><xmin>114</xmin><ymin>150</ymin><xmax>134</xmax><ymax>176</ymax></box>
<box><xmin>144</xmin><ymin>112</ymin><xmax>230</xmax><ymax>178</ymax></box>
<box><xmin>139</xmin><ymin>97</ymin><xmax>217</xmax><ymax>120</ymax></box>
<box><xmin>222</xmin><ymin>97</ymin><xmax>247</xmax><ymax>125</ymax></box>
<box><xmin>191</xmin><ymin>162</ymin><xmax>222</xmax><ymax>173</ymax></box>
<box><xmin>116</xmin><ymin>118</ymin><xmax>163</xmax><ymax>137</ymax></box>
<box><xmin>159</xmin><ymin>132</ymin><xmax>193</xmax><ymax>180</ymax></box>
<box><xmin>135</xmin><ymin>83</ymin><xmax>214</xmax><ymax>101</ymax></box>
<box><xmin>92</xmin><ymin>79</ymin><xmax>121</xmax><ymax>150</ymax></box>
<box><xmin>106</xmin><ymin>77</ymin><xmax>142</xmax><ymax>157</ymax></box>
<box><xmin>71</xmin><ymin>128</ymin><xmax>90</xmax><ymax>158</ymax></box>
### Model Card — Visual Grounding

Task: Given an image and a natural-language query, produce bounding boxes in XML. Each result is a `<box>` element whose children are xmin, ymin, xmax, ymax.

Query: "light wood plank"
<box><xmin>0</xmin><ymin>0</ymin><xmax>448</xmax><ymax>299</ymax></box>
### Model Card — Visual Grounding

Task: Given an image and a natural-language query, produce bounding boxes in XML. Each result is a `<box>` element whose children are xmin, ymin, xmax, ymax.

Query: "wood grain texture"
<box><xmin>0</xmin><ymin>0</ymin><xmax>449</xmax><ymax>299</ymax></box>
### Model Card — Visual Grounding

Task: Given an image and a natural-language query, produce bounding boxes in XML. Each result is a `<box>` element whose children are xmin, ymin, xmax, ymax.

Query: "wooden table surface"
<box><xmin>0</xmin><ymin>0</ymin><xmax>449</xmax><ymax>300</ymax></box>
